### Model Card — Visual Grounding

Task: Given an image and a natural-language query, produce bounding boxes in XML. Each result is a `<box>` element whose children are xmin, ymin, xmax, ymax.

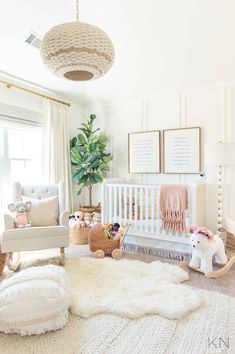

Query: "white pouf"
<box><xmin>0</xmin><ymin>265</ymin><xmax>70</xmax><ymax>335</ymax></box>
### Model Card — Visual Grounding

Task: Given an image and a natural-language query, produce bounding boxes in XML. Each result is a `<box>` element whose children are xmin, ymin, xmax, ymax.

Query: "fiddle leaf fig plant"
<box><xmin>70</xmin><ymin>114</ymin><xmax>112</xmax><ymax>206</ymax></box>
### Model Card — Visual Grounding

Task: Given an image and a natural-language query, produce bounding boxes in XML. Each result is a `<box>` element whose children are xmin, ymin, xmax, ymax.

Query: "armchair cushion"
<box><xmin>59</xmin><ymin>210</ymin><xmax>69</xmax><ymax>227</ymax></box>
<box><xmin>4</xmin><ymin>214</ymin><xmax>15</xmax><ymax>230</ymax></box>
<box><xmin>22</xmin><ymin>195</ymin><xmax>58</xmax><ymax>227</ymax></box>
<box><xmin>1</xmin><ymin>226</ymin><xmax>69</xmax><ymax>253</ymax></box>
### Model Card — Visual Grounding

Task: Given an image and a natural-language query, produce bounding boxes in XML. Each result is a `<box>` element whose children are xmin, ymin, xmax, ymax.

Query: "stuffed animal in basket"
<box><xmin>8</xmin><ymin>201</ymin><xmax>32</xmax><ymax>228</ymax></box>
<box><xmin>69</xmin><ymin>214</ymin><xmax>75</xmax><ymax>228</ymax></box>
<box><xmin>189</xmin><ymin>226</ymin><xmax>228</xmax><ymax>273</ymax></box>
<box><xmin>71</xmin><ymin>211</ymin><xmax>85</xmax><ymax>229</ymax></box>
<box><xmin>84</xmin><ymin>212</ymin><xmax>92</xmax><ymax>227</ymax></box>
<box><xmin>102</xmin><ymin>223</ymin><xmax>126</xmax><ymax>240</ymax></box>
<box><xmin>92</xmin><ymin>212</ymin><xmax>101</xmax><ymax>226</ymax></box>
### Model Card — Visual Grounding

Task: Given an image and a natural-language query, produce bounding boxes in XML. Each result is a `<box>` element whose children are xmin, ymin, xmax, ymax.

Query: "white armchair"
<box><xmin>1</xmin><ymin>181</ymin><xmax>69</xmax><ymax>267</ymax></box>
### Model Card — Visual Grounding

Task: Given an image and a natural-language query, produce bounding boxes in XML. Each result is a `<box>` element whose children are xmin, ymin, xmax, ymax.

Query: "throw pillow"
<box><xmin>22</xmin><ymin>195</ymin><xmax>58</xmax><ymax>227</ymax></box>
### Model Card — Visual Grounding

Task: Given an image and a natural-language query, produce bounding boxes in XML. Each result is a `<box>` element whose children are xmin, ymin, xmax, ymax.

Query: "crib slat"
<box><xmin>145</xmin><ymin>187</ymin><xmax>149</xmax><ymax>232</ymax></box>
<box><xmin>119</xmin><ymin>186</ymin><xmax>122</xmax><ymax>225</ymax></box>
<box><xmin>151</xmin><ymin>187</ymin><xmax>154</xmax><ymax>233</ymax></box>
<box><xmin>140</xmin><ymin>187</ymin><xmax>143</xmax><ymax>231</ymax></box>
<box><xmin>109</xmin><ymin>185</ymin><xmax>112</xmax><ymax>224</ymax></box>
<box><xmin>101</xmin><ymin>181</ymin><xmax>105</xmax><ymax>224</ymax></box>
<box><xmin>156</xmin><ymin>186</ymin><xmax>161</xmax><ymax>235</ymax></box>
<box><xmin>134</xmin><ymin>187</ymin><xmax>138</xmax><ymax>231</ymax></box>
<box><xmin>102</xmin><ymin>185</ymin><xmax>109</xmax><ymax>223</ymax></box>
<box><xmin>129</xmin><ymin>186</ymin><xmax>133</xmax><ymax>224</ymax></box>
<box><xmin>123</xmin><ymin>186</ymin><xmax>127</xmax><ymax>224</ymax></box>
<box><xmin>114</xmin><ymin>186</ymin><xmax>117</xmax><ymax>223</ymax></box>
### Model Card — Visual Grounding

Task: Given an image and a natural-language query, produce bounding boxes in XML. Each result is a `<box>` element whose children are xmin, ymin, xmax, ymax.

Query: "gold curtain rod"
<box><xmin>0</xmin><ymin>79</ymin><xmax>71</xmax><ymax>107</ymax></box>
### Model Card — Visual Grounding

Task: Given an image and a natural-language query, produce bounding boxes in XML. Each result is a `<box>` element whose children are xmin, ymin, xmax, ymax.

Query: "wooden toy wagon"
<box><xmin>88</xmin><ymin>224</ymin><xmax>129</xmax><ymax>259</ymax></box>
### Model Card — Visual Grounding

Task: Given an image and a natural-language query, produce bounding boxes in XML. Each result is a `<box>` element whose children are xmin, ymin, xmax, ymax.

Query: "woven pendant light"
<box><xmin>40</xmin><ymin>0</ymin><xmax>115</xmax><ymax>81</ymax></box>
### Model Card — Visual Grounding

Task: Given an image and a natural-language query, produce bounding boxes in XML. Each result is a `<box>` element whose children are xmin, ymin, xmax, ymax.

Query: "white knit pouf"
<box><xmin>0</xmin><ymin>265</ymin><xmax>70</xmax><ymax>336</ymax></box>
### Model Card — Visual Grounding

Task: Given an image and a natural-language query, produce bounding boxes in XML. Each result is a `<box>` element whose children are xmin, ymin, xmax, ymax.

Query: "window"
<box><xmin>0</xmin><ymin>116</ymin><xmax>43</xmax><ymax>209</ymax></box>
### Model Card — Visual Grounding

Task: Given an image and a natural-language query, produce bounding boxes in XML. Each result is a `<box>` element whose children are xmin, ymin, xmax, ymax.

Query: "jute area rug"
<box><xmin>0</xmin><ymin>289</ymin><xmax>234</xmax><ymax>354</ymax></box>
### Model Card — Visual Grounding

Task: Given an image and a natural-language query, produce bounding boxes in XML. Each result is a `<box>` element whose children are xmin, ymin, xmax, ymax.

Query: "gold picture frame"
<box><xmin>128</xmin><ymin>130</ymin><xmax>161</xmax><ymax>174</ymax></box>
<box><xmin>163</xmin><ymin>127</ymin><xmax>201</xmax><ymax>174</ymax></box>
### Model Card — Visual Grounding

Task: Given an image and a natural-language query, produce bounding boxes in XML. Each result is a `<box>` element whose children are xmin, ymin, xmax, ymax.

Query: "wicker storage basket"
<box><xmin>88</xmin><ymin>224</ymin><xmax>120</xmax><ymax>255</ymax></box>
<box><xmin>70</xmin><ymin>228</ymin><xmax>90</xmax><ymax>245</ymax></box>
<box><xmin>226</xmin><ymin>232</ymin><xmax>235</xmax><ymax>258</ymax></box>
<box><xmin>0</xmin><ymin>243</ymin><xmax>6</xmax><ymax>276</ymax></box>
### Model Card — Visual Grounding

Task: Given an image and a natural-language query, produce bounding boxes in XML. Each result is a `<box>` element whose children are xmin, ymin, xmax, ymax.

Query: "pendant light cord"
<box><xmin>76</xmin><ymin>0</ymin><xmax>79</xmax><ymax>21</ymax></box>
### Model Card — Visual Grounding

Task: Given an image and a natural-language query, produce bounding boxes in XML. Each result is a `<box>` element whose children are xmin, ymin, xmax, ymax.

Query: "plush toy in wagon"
<box><xmin>88</xmin><ymin>223</ymin><xmax>129</xmax><ymax>259</ymax></box>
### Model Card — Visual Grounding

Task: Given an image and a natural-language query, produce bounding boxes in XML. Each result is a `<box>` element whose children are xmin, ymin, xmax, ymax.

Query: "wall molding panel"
<box><xmin>81</xmin><ymin>81</ymin><xmax>235</xmax><ymax>230</ymax></box>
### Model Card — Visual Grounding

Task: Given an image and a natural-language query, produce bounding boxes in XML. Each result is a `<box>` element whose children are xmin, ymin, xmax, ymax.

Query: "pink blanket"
<box><xmin>159</xmin><ymin>184</ymin><xmax>188</xmax><ymax>232</ymax></box>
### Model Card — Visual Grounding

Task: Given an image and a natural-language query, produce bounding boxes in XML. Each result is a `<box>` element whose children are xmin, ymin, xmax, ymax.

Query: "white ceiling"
<box><xmin>1</xmin><ymin>0</ymin><xmax>235</xmax><ymax>103</ymax></box>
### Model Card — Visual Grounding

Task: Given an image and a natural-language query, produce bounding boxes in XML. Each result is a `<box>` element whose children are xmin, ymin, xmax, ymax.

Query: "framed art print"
<box><xmin>163</xmin><ymin>127</ymin><xmax>201</xmax><ymax>174</ymax></box>
<box><xmin>128</xmin><ymin>130</ymin><xmax>161</xmax><ymax>173</ymax></box>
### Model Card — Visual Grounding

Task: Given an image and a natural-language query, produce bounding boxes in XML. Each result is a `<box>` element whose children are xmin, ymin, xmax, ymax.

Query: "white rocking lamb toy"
<box><xmin>180</xmin><ymin>226</ymin><xmax>235</xmax><ymax>278</ymax></box>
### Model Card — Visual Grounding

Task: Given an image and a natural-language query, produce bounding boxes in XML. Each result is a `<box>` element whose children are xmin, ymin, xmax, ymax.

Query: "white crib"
<box><xmin>101</xmin><ymin>179</ymin><xmax>205</xmax><ymax>259</ymax></box>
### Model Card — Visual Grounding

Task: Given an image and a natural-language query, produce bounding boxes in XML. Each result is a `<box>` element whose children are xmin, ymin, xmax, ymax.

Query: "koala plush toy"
<box><xmin>8</xmin><ymin>201</ymin><xmax>32</xmax><ymax>228</ymax></box>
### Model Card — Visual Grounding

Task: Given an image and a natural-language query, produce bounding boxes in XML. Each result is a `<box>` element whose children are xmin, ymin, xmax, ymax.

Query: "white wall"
<box><xmin>79</xmin><ymin>82</ymin><xmax>235</xmax><ymax>232</ymax></box>
<box><xmin>0</xmin><ymin>84</ymin><xmax>43</xmax><ymax>122</ymax></box>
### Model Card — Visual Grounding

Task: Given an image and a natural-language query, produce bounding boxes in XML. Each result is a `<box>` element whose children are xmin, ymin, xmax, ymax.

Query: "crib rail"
<box><xmin>102</xmin><ymin>179</ymin><xmax>205</xmax><ymax>245</ymax></box>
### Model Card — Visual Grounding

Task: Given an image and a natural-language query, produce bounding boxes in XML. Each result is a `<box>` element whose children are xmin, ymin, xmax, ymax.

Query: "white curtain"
<box><xmin>43</xmin><ymin>100</ymin><xmax>73</xmax><ymax>211</ymax></box>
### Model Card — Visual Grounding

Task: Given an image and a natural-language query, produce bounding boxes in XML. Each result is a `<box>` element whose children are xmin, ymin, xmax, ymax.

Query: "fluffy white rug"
<box><xmin>65</xmin><ymin>257</ymin><xmax>202</xmax><ymax>319</ymax></box>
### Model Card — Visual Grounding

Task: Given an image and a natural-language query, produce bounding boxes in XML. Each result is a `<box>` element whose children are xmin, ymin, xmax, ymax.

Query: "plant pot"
<box><xmin>70</xmin><ymin>227</ymin><xmax>90</xmax><ymax>245</ymax></box>
<box><xmin>79</xmin><ymin>204</ymin><xmax>101</xmax><ymax>214</ymax></box>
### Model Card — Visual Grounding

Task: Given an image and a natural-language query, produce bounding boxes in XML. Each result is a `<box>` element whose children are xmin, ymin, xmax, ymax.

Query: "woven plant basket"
<box><xmin>88</xmin><ymin>224</ymin><xmax>120</xmax><ymax>255</ymax></box>
<box><xmin>70</xmin><ymin>228</ymin><xmax>90</xmax><ymax>245</ymax></box>
<box><xmin>0</xmin><ymin>245</ymin><xmax>6</xmax><ymax>276</ymax></box>
<box><xmin>226</xmin><ymin>232</ymin><xmax>235</xmax><ymax>258</ymax></box>
<box><xmin>80</xmin><ymin>204</ymin><xmax>101</xmax><ymax>214</ymax></box>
